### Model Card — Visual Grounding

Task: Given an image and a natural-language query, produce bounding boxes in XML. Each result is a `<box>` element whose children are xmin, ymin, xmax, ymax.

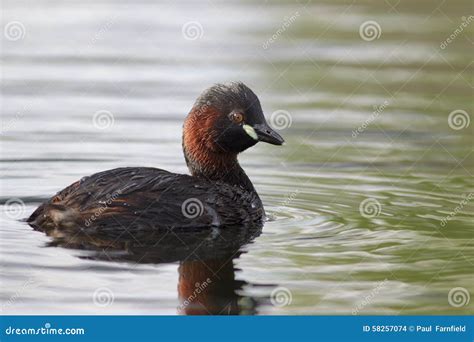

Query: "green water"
<box><xmin>251</xmin><ymin>0</ymin><xmax>474</xmax><ymax>314</ymax></box>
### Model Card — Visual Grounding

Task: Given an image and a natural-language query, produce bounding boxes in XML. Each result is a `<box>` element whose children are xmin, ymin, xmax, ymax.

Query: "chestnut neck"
<box><xmin>182</xmin><ymin>107</ymin><xmax>256</xmax><ymax>193</ymax></box>
<box><xmin>183</xmin><ymin>146</ymin><xmax>256</xmax><ymax>193</ymax></box>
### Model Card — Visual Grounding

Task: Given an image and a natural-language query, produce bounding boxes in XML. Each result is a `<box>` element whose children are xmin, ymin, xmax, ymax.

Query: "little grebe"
<box><xmin>28</xmin><ymin>82</ymin><xmax>284</xmax><ymax>232</ymax></box>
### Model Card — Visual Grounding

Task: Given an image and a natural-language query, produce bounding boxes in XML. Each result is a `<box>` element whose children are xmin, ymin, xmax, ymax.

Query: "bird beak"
<box><xmin>253</xmin><ymin>123</ymin><xmax>285</xmax><ymax>146</ymax></box>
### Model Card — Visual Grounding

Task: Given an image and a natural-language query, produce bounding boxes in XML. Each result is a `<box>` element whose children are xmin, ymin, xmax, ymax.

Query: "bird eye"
<box><xmin>230</xmin><ymin>112</ymin><xmax>244</xmax><ymax>124</ymax></box>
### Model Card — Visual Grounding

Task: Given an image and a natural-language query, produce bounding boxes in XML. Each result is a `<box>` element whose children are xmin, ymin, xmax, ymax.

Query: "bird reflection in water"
<box><xmin>32</xmin><ymin>222</ymin><xmax>262</xmax><ymax>315</ymax></box>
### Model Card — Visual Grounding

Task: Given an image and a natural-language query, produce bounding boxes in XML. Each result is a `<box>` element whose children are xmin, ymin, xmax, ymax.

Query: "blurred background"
<box><xmin>1</xmin><ymin>0</ymin><xmax>473</xmax><ymax>315</ymax></box>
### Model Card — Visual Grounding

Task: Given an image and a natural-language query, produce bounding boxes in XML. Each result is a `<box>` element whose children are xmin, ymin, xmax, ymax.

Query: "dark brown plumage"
<box><xmin>28</xmin><ymin>167</ymin><xmax>263</xmax><ymax>233</ymax></box>
<box><xmin>28</xmin><ymin>82</ymin><xmax>284</xmax><ymax>233</ymax></box>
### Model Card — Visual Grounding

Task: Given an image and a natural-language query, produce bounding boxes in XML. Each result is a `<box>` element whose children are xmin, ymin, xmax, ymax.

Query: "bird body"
<box><xmin>28</xmin><ymin>82</ymin><xmax>284</xmax><ymax>233</ymax></box>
